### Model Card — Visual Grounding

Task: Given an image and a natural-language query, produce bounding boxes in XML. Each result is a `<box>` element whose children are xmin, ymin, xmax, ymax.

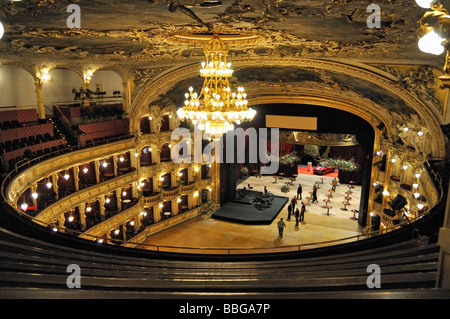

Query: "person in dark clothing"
<box><xmin>300</xmin><ymin>202</ymin><xmax>305</xmax><ymax>222</ymax></box>
<box><xmin>294</xmin><ymin>208</ymin><xmax>300</xmax><ymax>227</ymax></box>
<box><xmin>297</xmin><ymin>183</ymin><xmax>302</xmax><ymax>200</ymax></box>
<box><xmin>312</xmin><ymin>187</ymin><xmax>318</xmax><ymax>203</ymax></box>
<box><xmin>277</xmin><ymin>218</ymin><xmax>286</xmax><ymax>238</ymax></box>
<box><xmin>287</xmin><ymin>203</ymin><xmax>292</xmax><ymax>221</ymax></box>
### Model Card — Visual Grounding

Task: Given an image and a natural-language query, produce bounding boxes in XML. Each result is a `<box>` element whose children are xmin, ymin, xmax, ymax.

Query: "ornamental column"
<box><xmin>35</xmin><ymin>79</ymin><xmax>46</xmax><ymax>120</ymax></box>
<box><xmin>78</xmin><ymin>202</ymin><xmax>86</xmax><ymax>231</ymax></box>
<box><xmin>73</xmin><ymin>166</ymin><xmax>80</xmax><ymax>191</ymax></box>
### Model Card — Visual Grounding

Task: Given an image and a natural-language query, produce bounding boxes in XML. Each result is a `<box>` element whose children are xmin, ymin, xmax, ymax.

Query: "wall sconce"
<box><xmin>39</xmin><ymin>68</ymin><xmax>51</xmax><ymax>83</ymax></box>
<box><xmin>83</xmin><ymin>69</ymin><xmax>94</xmax><ymax>82</ymax></box>
<box><xmin>417</xmin><ymin>1</ymin><xmax>450</xmax><ymax>88</ymax></box>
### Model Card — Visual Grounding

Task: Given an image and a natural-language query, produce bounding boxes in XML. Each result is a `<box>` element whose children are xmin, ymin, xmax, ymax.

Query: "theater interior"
<box><xmin>0</xmin><ymin>0</ymin><xmax>449</xmax><ymax>301</ymax></box>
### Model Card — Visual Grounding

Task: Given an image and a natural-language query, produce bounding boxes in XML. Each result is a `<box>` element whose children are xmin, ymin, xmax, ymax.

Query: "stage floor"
<box><xmin>142</xmin><ymin>174</ymin><xmax>363</xmax><ymax>252</ymax></box>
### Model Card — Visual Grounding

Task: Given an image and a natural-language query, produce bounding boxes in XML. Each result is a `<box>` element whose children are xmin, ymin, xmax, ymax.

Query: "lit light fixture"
<box><xmin>417</xmin><ymin>203</ymin><xmax>425</xmax><ymax>210</ymax></box>
<box><xmin>83</xmin><ymin>69</ymin><xmax>94</xmax><ymax>83</ymax></box>
<box><xmin>31</xmin><ymin>192</ymin><xmax>38</xmax><ymax>199</ymax></box>
<box><xmin>418</xmin><ymin>29</ymin><xmax>445</xmax><ymax>55</ymax></box>
<box><xmin>0</xmin><ymin>20</ymin><xmax>4</xmax><ymax>40</ymax></box>
<box><xmin>46</xmin><ymin>182</ymin><xmax>53</xmax><ymax>189</ymax></box>
<box><xmin>414</xmin><ymin>192</ymin><xmax>421</xmax><ymax>199</ymax></box>
<box><xmin>68</xmin><ymin>216</ymin><xmax>74</xmax><ymax>222</ymax></box>
<box><xmin>391</xmin><ymin>158</ymin><xmax>397</xmax><ymax>163</ymax></box>
<box><xmin>86</xmin><ymin>206</ymin><xmax>92</xmax><ymax>212</ymax></box>
<box><xmin>415</xmin><ymin>173</ymin><xmax>422</xmax><ymax>178</ymax></box>
<box><xmin>416</xmin><ymin>0</ymin><xmax>434</xmax><ymax>8</ymax></box>
<box><xmin>382</xmin><ymin>190</ymin><xmax>390</xmax><ymax>196</ymax></box>
<box><xmin>413</xmin><ymin>183</ymin><xmax>419</xmax><ymax>188</ymax></box>
<box><xmin>20</xmin><ymin>203</ymin><xmax>28</xmax><ymax>211</ymax></box>
<box><xmin>102</xmin><ymin>162</ymin><xmax>108</xmax><ymax>168</ymax></box>
<box><xmin>175</xmin><ymin>33</ymin><xmax>257</xmax><ymax>136</ymax></box>
<box><xmin>403</xmin><ymin>165</ymin><xmax>409</xmax><ymax>170</ymax></box>
<box><xmin>114</xmin><ymin>229</ymin><xmax>120</xmax><ymax>235</ymax></box>
<box><xmin>417</xmin><ymin>130</ymin><xmax>424</xmax><ymax>136</ymax></box>
<box><xmin>417</xmin><ymin>1</ymin><xmax>450</xmax><ymax>88</ymax></box>
<box><xmin>52</xmin><ymin>227</ymin><xmax>58</xmax><ymax>232</ymax></box>
<box><xmin>63</xmin><ymin>172</ymin><xmax>70</xmax><ymax>180</ymax></box>
<box><xmin>105</xmin><ymin>198</ymin><xmax>111</xmax><ymax>204</ymax></box>
<box><xmin>39</xmin><ymin>68</ymin><xmax>51</xmax><ymax>83</ymax></box>
<box><xmin>82</xmin><ymin>167</ymin><xmax>89</xmax><ymax>173</ymax></box>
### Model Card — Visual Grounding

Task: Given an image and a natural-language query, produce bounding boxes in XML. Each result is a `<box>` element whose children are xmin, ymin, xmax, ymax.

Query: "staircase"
<box><xmin>47</xmin><ymin>116</ymin><xmax>77</xmax><ymax>151</ymax></box>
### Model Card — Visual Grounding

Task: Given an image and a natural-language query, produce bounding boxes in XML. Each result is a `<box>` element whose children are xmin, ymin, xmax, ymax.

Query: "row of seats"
<box><xmin>1</xmin><ymin>133</ymin><xmax>56</xmax><ymax>153</ymax></box>
<box><xmin>81</xmin><ymin>106</ymin><xmax>124</xmax><ymax>120</ymax></box>
<box><xmin>0</xmin><ymin>220</ymin><xmax>446</xmax><ymax>298</ymax></box>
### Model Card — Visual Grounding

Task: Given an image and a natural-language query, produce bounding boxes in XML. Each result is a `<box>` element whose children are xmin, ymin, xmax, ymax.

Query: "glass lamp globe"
<box><xmin>418</xmin><ymin>29</ymin><xmax>445</xmax><ymax>55</ymax></box>
<box><xmin>415</xmin><ymin>0</ymin><xmax>434</xmax><ymax>8</ymax></box>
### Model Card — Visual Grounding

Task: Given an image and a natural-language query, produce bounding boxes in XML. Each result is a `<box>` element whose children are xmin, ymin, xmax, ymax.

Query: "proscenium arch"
<box><xmin>129</xmin><ymin>58</ymin><xmax>446</xmax><ymax>158</ymax></box>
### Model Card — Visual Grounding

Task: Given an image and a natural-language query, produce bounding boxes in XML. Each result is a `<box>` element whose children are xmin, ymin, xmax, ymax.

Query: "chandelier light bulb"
<box><xmin>418</xmin><ymin>29</ymin><xmax>445</xmax><ymax>55</ymax></box>
<box><xmin>46</xmin><ymin>182</ymin><xmax>52</xmax><ymax>189</ymax></box>
<box><xmin>31</xmin><ymin>192</ymin><xmax>38</xmax><ymax>199</ymax></box>
<box><xmin>20</xmin><ymin>203</ymin><xmax>28</xmax><ymax>211</ymax></box>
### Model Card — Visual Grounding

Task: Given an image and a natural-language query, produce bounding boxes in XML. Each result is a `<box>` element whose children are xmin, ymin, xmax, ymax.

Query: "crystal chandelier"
<box><xmin>176</xmin><ymin>34</ymin><xmax>256</xmax><ymax>136</ymax></box>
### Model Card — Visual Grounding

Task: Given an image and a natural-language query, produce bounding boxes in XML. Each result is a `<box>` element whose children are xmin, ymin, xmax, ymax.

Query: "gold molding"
<box><xmin>6</xmin><ymin>138</ymin><xmax>135</xmax><ymax>205</ymax></box>
<box><xmin>34</xmin><ymin>171</ymin><xmax>138</xmax><ymax>225</ymax></box>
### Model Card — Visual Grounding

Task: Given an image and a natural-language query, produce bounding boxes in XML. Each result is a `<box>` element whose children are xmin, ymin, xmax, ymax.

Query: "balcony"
<box><xmin>163</xmin><ymin>187</ymin><xmax>179</xmax><ymax>200</ymax></box>
<box><xmin>142</xmin><ymin>192</ymin><xmax>163</xmax><ymax>205</ymax></box>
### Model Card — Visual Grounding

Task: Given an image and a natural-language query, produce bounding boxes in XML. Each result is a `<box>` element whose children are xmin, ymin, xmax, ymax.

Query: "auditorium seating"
<box><xmin>0</xmin><ymin>218</ymin><xmax>447</xmax><ymax>298</ymax></box>
<box><xmin>0</xmin><ymin>110</ymin><xmax>68</xmax><ymax>171</ymax></box>
<box><xmin>78</xmin><ymin>118</ymin><xmax>129</xmax><ymax>147</ymax></box>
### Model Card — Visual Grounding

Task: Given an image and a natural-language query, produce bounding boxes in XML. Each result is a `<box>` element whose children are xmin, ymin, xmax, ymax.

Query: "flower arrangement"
<box><xmin>279</xmin><ymin>154</ymin><xmax>296</xmax><ymax>166</ymax></box>
<box><xmin>281</xmin><ymin>184</ymin><xmax>290</xmax><ymax>193</ymax></box>
<box><xmin>241</xmin><ymin>166</ymin><xmax>249</xmax><ymax>176</ymax></box>
<box><xmin>320</xmin><ymin>158</ymin><xmax>357</xmax><ymax>172</ymax></box>
<box><xmin>362</xmin><ymin>225</ymin><xmax>375</xmax><ymax>237</ymax></box>
<box><xmin>205</xmin><ymin>201</ymin><xmax>215</xmax><ymax>212</ymax></box>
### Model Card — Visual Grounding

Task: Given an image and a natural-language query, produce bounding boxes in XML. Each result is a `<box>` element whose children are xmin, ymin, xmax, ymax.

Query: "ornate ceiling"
<box><xmin>0</xmin><ymin>0</ymin><xmax>444</xmax><ymax>67</ymax></box>
<box><xmin>0</xmin><ymin>0</ymin><xmax>448</xmax><ymax>157</ymax></box>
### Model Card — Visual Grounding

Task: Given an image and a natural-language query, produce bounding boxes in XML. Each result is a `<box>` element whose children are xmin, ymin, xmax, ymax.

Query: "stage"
<box><xmin>212</xmin><ymin>189</ymin><xmax>289</xmax><ymax>225</ymax></box>
<box><xmin>297</xmin><ymin>165</ymin><xmax>339</xmax><ymax>178</ymax></box>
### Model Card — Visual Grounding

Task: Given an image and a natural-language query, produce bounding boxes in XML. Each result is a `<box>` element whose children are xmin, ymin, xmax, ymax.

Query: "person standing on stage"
<box><xmin>312</xmin><ymin>187</ymin><xmax>318</xmax><ymax>203</ymax></box>
<box><xmin>294</xmin><ymin>208</ymin><xmax>300</xmax><ymax>227</ymax></box>
<box><xmin>287</xmin><ymin>203</ymin><xmax>292</xmax><ymax>221</ymax></box>
<box><xmin>277</xmin><ymin>218</ymin><xmax>286</xmax><ymax>238</ymax></box>
<box><xmin>291</xmin><ymin>196</ymin><xmax>297</xmax><ymax>211</ymax></box>
<box><xmin>297</xmin><ymin>183</ymin><xmax>302</xmax><ymax>200</ymax></box>
<box><xmin>300</xmin><ymin>202</ymin><xmax>305</xmax><ymax>222</ymax></box>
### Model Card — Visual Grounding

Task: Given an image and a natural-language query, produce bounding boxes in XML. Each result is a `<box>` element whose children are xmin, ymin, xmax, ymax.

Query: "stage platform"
<box><xmin>212</xmin><ymin>190</ymin><xmax>289</xmax><ymax>225</ymax></box>
<box><xmin>297</xmin><ymin>165</ymin><xmax>339</xmax><ymax>178</ymax></box>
